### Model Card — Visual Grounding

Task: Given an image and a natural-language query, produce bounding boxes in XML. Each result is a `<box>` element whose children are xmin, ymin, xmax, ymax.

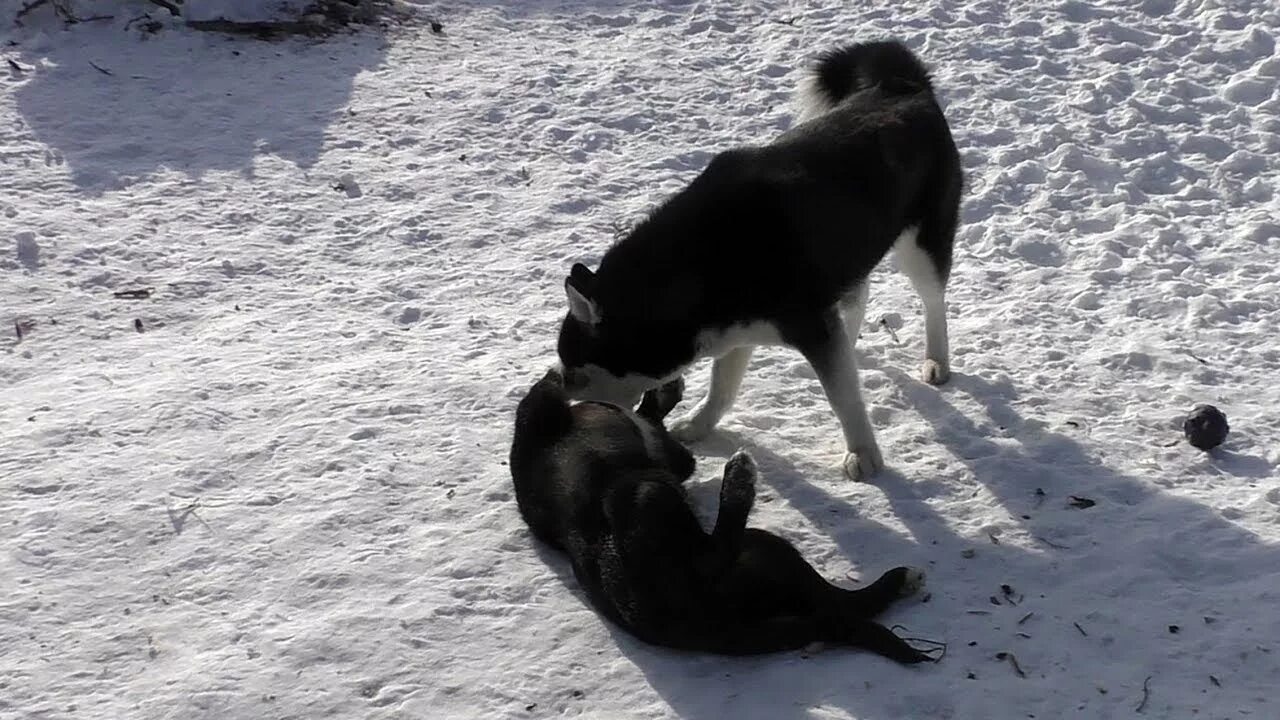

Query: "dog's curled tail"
<box><xmin>795</xmin><ymin>40</ymin><xmax>933</xmax><ymax>123</ymax></box>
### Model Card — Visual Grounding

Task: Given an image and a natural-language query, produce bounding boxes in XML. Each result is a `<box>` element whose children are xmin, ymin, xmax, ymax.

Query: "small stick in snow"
<box><xmin>1033</xmin><ymin>487</ymin><xmax>1046</xmax><ymax>508</ymax></box>
<box><xmin>878</xmin><ymin>317</ymin><xmax>900</xmax><ymax>344</ymax></box>
<box><xmin>113</xmin><ymin>288</ymin><xmax>153</xmax><ymax>299</ymax></box>
<box><xmin>89</xmin><ymin>61</ymin><xmax>113</xmax><ymax>76</ymax></box>
<box><xmin>16</xmin><ymin>0</ymin><xmax>51</xmax><ymax>21</ymax></box>
<box><xmin>995</xmin><ymin>652</ymin><xmax>1026</xmax><ymax>678</ymax></box>
<box><xmin>1135</xmin><ymin>675</ymin><xmax>1152</xmax><ymax>713</ymax></box>
<box><xmin>14</xmin><ymin>319</ymin><xmax>36</xmax><ymax>340</ymax></box>
<box><xmin>1018</xmin><ymin>612</ymin><xmax>1034</xmax><ymax>625</ymax></box>
<box><xmin>772</xmin><ymin>16</ymin><xmax>799</xmax><ymax>26</ymax></box>
<box><xmin>1074</xmin><ymin>621</ymin><xmax>1088</xmax><ymax>637</ymax></box>
<box><xmin>7</xmin><ymin>59</ymin><xmax>29</xmax><ymax>73</ymax></box>
<box><xmin>147</xmin><ymin>0</ymin><xmax>181</xmax><ymax>15</ymax></box>
<box><xmin>1034</xmin><ymin>535</ymin><xmax>1070</xmax><ymax>549</ymax></box>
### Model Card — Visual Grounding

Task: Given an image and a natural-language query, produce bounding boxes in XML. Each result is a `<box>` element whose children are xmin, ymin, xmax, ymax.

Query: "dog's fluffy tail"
<box><xmin>795</xmin><ymin>40</ymin><xmax>933</xmax><ymax>123</ymax></box>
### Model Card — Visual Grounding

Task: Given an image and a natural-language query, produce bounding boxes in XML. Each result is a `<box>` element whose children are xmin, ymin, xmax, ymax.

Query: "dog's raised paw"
<box><xmin>899</xmin><ymin>567</ymin><xmax>927</xmax><ymax>596</ymax></box>
<box><xmin>670</xmin><ymin>415</ymin><xmax>714</xmax><ymax>443</ymax></box>
<box><xmin>842</xmin><ymin>446</ymin><xmax>884</xmax><ymax>481</ymax></box>
<box><xmin>921</xmin><ymin>359</ymin><xmax>951</xmax><ymax>385</ymax></box>
<box><xmin>725</xmin><ymin>449</ymin><xmax>758</xmax><ymax>479</ymax></box>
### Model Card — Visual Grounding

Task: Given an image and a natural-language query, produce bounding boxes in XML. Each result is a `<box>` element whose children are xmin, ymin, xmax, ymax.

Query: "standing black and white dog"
<box><xmin>555</xmin><ymin>41</ymin><xmax>963</xmax><ymax>480</ymax></box>
<box><xmin>510</xmin><ymin>369</ymin><xmax>936</xmax><ymax>662</ymax></box>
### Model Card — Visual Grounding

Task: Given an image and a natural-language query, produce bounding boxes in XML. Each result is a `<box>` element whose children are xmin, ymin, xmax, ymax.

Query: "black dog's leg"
<box><xmin>841</xmin><ymin>566</ymin><xmax>927</xmax><ymax>618</ymax></box>
<box><xmin>693</xmin><ymin>451</ymin><xmax>757</xmax><ymax>576</ymax></box>
<box><xmin>637</xmin><ymin>377</ymin><xmax>685</xmax><ymax>424</ymax></box>
<box><xmin>713</xmin><ymin>451</ymin><xmax>757</xmax><ymax>543</ymax></box>
<box><xmin>712</xmin><ymin>526</ymin><xmax>934</xmax><ymax>664</ymax></box>
<box><xmin>698</xmin><ymin>616</ymin><xmax>822</xmax><ymax>655</ymax></box>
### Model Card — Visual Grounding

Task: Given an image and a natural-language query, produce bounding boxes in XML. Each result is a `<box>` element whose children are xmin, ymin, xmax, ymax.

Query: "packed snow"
<box><xmin>2</xmin><ymin>0</ymin><xmax>1279</xmax><ymax>718</ymax></box>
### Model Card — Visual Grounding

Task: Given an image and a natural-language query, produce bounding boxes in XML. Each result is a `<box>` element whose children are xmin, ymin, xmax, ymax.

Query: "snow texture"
<box><xmin>2</xmin><ymin>0</ymin><xmax>1279</xmax><ymax>718</ymax></box>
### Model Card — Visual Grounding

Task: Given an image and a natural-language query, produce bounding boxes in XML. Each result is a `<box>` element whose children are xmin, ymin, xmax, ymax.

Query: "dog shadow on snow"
<box><xmin>10</xmin><ymin>21</ymin><xmax>388</xmax><ymax>195</ymax></box>
<box><xmin>584</xmin><ymin>366</ymin><xmax>1277</xmax><ymax>720</ymax></box>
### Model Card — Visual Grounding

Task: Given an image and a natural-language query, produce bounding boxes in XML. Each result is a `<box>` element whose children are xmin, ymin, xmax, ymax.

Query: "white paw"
<box><xmin>921</xmin><ymin>359</ymin><xmax>951</xmax><ymax>385</ymax></box>
<box><xmin>842</xmin><ymin>445</ymin><xmax>885</xmax><ymax>481</ymax></box>
<box><xmin>899</xmin><ymin>567</ymin><xmax>927</xmax><ymax>597</ymax></box>
<box><xmin>670</xmin><ymin>414</ymin><xmax>715</xmax><ymax>443</ymax></box>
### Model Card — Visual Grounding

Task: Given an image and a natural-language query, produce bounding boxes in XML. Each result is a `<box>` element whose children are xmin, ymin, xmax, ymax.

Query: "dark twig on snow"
<box><xmin>7</xmin><ymin>59</ymin><xmax>27</xmax><ymax>73</ymax></box>
<box><xmin>878</xmin><ymin>317</ymin><xmax>901</xmax><ymax>344</ymax></box>
<box><xmin>771</xmin><ymin>16</ymin><xmax>799</xmax><ymax>26</ymax></box>
<box><xmin>888</xmin><ymin>625</ymin><xmax>947</xmax><ymax>662</ymax></box>
<box><xmin>995</xmin><ymin>652</ymin><xmax>1026</xmax><ymax>678</ymax></box>
<box><xmin>1018</xmin><ymin>612</ymin><xmax>1034</xmax><ymax>625</ymax></box>
<box><xmin>187</xmin><ymin>18</ymin><xmax>327</xmax><ymax>38</ymax></box>
<box><xmin>1135</xmin><ymin>675</ymin><xmax>1152</xmax><ymax>713</ymax></box>
<box><xmin>113</xmin><ymin>288</ymin><xmax>154</xmax><ymax>299</ymax></box>
<box><xmin>147</xmin><ymin>0</ymin><xmax>181</xmax><ymax>15</ymax></box>
<box><xmin>1074</xmin><ymin>621</ymin><xmax>1088</xmax><ymax>637</ymax></box>
<box><xmin>1034</xmin><ymin>535</ymin><xmax>1071</xmax><ymax>550</ymax></box>
<box><xmin>17</xmin><ymin>0</ymin><xmax>77</xmax><ymax>22</ymax></box>
<box><xmin>88</xmin><ymin>60</ymin><xmax>113</xmax><ymax>76</ymax></box>
<box><xmin>16</xmin><ymin>0</ymin><xmax>51</xmax><ymax>21</ymax></box>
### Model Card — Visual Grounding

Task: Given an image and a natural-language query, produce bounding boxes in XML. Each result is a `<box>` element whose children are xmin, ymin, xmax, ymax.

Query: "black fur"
<box><xmin>811</xmin><ymin>40</ymin><xmax>934</xmax><ymax>103</ymax></box>
<box><xmin>556</xmin><ymin>39</ymin><xmax>962</xmax><ymax>395</ymax></box>
<box><xmin>510</xmin><ymin>370</ymin><xmax>936</xmax><ymax>662</ymax></box>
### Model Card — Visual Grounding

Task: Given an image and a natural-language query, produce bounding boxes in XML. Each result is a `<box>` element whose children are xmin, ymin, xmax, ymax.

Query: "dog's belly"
<box><xmin>694</xmin><ymin>321</ymin><xmax>785</xmax><ymax>359</ymax></box>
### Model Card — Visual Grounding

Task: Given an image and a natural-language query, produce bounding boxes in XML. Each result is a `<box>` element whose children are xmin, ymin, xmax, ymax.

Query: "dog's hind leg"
<box><xmin>671</xmin><ymin>346</ymin><xmax>754</xmax><ymax>442</ymax></box>
<box><xmin>709</xmin><ymin>529</ymin><xmax>932</xmax><ymax>661</ymax></box>
<box><xmin>840</xmin><ymin>282</ymin><xmax>870</xmax><ymax>346</ymax></box>
<box><xmin>894</xmin><ymin>226</ymin><xmax>951</xmax><ymax>385</ymax></box>
<box><xmin>785</xmin><ymin>311</ymin><xmax>883</xmax><ymax>480</ymax></box>
<box><xmin>840</xmin><ymin>566</ymin><xmax>927</xmax><ymax>618</ymax></box>
<box><xmin>708</xmin><ymin>451</ymin><xmax>758</xmax><ymax>559</ymax></box>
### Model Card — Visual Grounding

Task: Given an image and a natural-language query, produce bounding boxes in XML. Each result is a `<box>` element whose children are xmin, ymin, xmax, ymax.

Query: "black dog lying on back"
<box><xmin>510</xmin><ymin>369</ymin><xmax>939</xmax><ymax>663</ymax></box>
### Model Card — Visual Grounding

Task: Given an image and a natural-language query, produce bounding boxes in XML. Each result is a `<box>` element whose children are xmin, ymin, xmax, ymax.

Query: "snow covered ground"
<box><xmin>3</xmin><ymin>0</ymin><xmax>1279</xmax><ymax>717</ymax></box>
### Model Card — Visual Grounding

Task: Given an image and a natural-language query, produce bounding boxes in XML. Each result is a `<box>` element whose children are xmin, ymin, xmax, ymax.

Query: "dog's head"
<box><xmin>555</xmin><ymin>262</ymin><xmax>674</xmax><ymax>408</ymax></box>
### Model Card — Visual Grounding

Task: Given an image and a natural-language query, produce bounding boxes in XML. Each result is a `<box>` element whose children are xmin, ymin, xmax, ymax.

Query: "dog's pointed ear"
<box><xmin>565</xmin><ymin>263</ymin><xmax>601</xmax><ymax>326</ymax></box>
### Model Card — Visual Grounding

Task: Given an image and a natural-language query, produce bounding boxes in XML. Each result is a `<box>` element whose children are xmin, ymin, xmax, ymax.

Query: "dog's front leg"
<box><xmin>787</xmin><ymin>313</ymin><xmax>883</xmax><ymax>481</ymax></box>
<box><xmin>670</xmin><ymin>346</ymin><xmax>754</xmax><ymax>442</ymax></box>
